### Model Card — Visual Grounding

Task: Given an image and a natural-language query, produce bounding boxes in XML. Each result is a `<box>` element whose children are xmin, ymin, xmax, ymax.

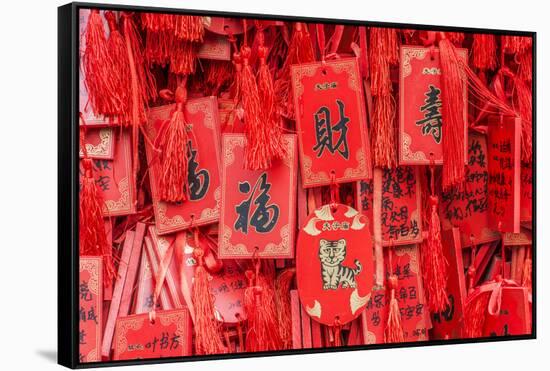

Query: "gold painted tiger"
<box><xmin>318</xmin><ymin>239</ymin><xmax>362</xmax><ymax>290</ymax></box>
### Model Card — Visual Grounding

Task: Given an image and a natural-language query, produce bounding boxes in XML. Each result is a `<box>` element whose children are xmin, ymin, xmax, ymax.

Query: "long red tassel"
<box><xmin>420</xmin><ymin>164</ymin><xmax>449</xmax><ymax>313</ymax></box>
<box><xmin>369</xmin><ymin>27</ymin><xmax>398</xmax><ymax>168</ymax></box>
<box><xmin>122</xmin><ymin>12</ymin><xmax>157</xmax><ymax>127</ymax></box>
<box><xmin>439</xmin><ymin>37</ymin><xmax>466</xmax><ymax>190</ymax></box>
<box><xmin>421</xmin><ymin>195</ymin><xmax>450</xmax><ymax>312</ymax></box>
<box><xmin>513</xmin><ymin>75</ymin><xmax>533</xmax><ymax>164</ymax></box>
<box><xmin>274</xmin><ymin>268</ymin><xmax>295</xmax><ymax>349</ymax></box>
<box><xmin>156</xmin><ymin>85</ymin><xmax>190</xmax><ymax>203</ymax></box>
<box><xmin>170</xmin><ymin>40</ymin><xmax>197</xmax><ymax>75</ymax></box>
<box><xmin>256</xmin><ymin>28</ymin><xmax>287</xmax><ymax>168</ymax></box>
<box><xmin>384</xmin><ymin>274</ymin><xmax>404</xmax><ymax>343</ymax></box>
<box><xmin>192</xmin><ymin>242</ymin><xmax>226</xmax><ymax>355</ymax></box>
<box><xmin>274</xmin><ymin>22</ymin><xmax>315</xmax><ymax>120</ymax></box>
<box><xmin>472</xmin><ymin>34</ymin><xmax>497</xmax><ymax>71</ymax></box>
<box><xmin>173</xmin><ymin>15</ymin><xmax>204</xmax><ymax>42</ymax></box>
<box><xmin>79</xmin><ymin>121</ymin><xmax>115</xmax><ymax>287</ymax></box>
<box><xmin>244</xmin><ymin>261</ymin><xmax>283</xmax><ymax>352</ymax></box>
<box><xmin>83</xmin><ymin>9</ymin><xmax>117</xmax><ymax>117</ymax></box>
<box><xmin>104</xmin><ymin>11</ymin><xmax>130</xmax><ymax>123</ymax></box>
<box><xmin>239</xmin><ymin>45</ymin><xmax>270</xmax><ymax>170</ymax></box>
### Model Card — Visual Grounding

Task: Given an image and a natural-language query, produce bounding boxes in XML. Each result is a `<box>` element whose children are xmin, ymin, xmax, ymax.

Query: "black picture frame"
<box><xmin>58</xmin><ymin>2</ymin><xmax>536</xmax><ymax>368</ymax></box>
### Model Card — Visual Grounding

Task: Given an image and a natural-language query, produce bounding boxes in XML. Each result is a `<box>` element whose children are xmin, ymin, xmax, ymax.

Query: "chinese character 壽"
<box><xmin>416</xmin><ymin>85</ymin><xmax>443</xmax><ymax>144</ymax></box>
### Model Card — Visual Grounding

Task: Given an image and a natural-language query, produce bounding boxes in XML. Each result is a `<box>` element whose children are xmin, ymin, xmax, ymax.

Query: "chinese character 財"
<box><xmin>234</xmin><ymin>173</ymin><xmax>279</xmax><ymax>234</ymax></box>
<box><xmin>313</xmin><ymin>99</ymin><xmax>350</xmax><ymax>159</ymax></box>
<box><xmin>416</xmin><ymin>85</ymin><xmax>443</xmax><ymax>144</ymax></box>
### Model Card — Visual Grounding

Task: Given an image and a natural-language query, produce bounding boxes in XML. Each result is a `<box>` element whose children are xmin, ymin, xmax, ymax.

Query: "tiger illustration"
<box><xmin>318</xmin><ymin>239</ymin><xmax>362</xmax><ymax>290</ymax></box>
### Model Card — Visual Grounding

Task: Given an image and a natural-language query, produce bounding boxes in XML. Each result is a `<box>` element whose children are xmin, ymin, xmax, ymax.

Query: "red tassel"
<box><xmin>79</xmin><ymin>124</ymin><xmax>115</xmax><ymax>287</ymax></box>
<box><xmin>274</xmin><ymin>22</ymin><xmax>315</xmax><ymax>120</ymax></box>
<box><xmin>244</xmin><ymin>263</ymin><xmax>283</xmax><ymax>352</ymax></box>
<box><xmin>156</xmin><ymin>85</ymin><xmax>190</xmax><ymax>203</ymax></box>
<box><xmin>202</xmin><ymin>60</ymin><xmax>233</xmax><ymax>96</ymax></box>
<box><xmin>463</xmin><ymin>288</ymin><xmax>490</xmax><ymax>338</ymax></box>
<box><xmin>421</xmin><ymin>194</ymin><xmax>450</xmax><ymax>313</ymax></box>
<box><xmin>369</xmin><ymin>27</ymin><xmax>398</xmax><ymax>96</ymax></box>
<box><xmin>446</xmin><ymin>32</ymin><xmax>465</xmax><ymax>46</ymax></box>
<box><xmin>170</xmin><ymin>40</ymin><xmax>197</xmax><ymax>75</ymax></box>
<box><xmin>502</xmin><ymin>35</ymin><xmax>531</xmax><ymax>55</ymax></box>
<box><xmin>238</xmin><ymin>46</ymin><xmax>271</xmax><ymax>170</ymax></box>
<box><xmin>122</xmin><ymin>12</ymin><xmax>157</xmax><ymax>127</ymax></box>
<box><xmin>368</xmin><ymin>27</ymin><xmax>398</xmax><ymax>168</ymax></box>
<box><xmin>173</xmin><ymin>15</ymin><xmax>204</xmax><ymax>42</ymax></box>
<box><xmin>274</xmin><ymin>268</ymin><xmax>295</xmax><ymax>349</ymax></box>
<box><xmin>144</xmin><ymin>30</ymin><xmax>172</xmax><ymax>67</ymax></box>
<box><xmin>256</xmin><ymin>30</ymin><xmax>287</xmax><ymax>168</ymax></box>
<box><xmin>104</xmin><ymin>11</ymin><xmax>130</xmax><ymax>123</ymax></box>
<box><xmin>439</xmin><ymin>38</ymin><xmax>466</xmax><ymax>190</ymax></box>
<box><xmin>513</xmin><ymin>75</ymin><xmax>533</xmax><ymax>164</ymax></box>
<box><xmin>472</xmin><ymin>34</ymin><xmax>497</xmax><ymax>71</ymax></box>
<box><xmin>83</xmin><ymin>9</ymin><xmax>117</xmax><ymax>117</ymax></box>
<box><xmin>192</xmin><ymin>246</ymin><xmax>226</xmax><ymax>355</ymax></box>
<box><xmin>141</xmin><ymin>12</ymin><xmax>174</xmax><ymax>32</ymax></box>
<box><xmin>384</xmin><ymin>274</ymin><xmax>404</xmax><ymax>343</ymax></box>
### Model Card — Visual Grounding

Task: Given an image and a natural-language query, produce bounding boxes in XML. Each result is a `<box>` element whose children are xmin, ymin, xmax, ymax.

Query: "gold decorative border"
<box><xmin>79</xmin><ymin>128</ymin><xmax>114</xmax><ymax>159</ymax></box>
<box><xmin>291</xmin><ymin>58</ymin><xmax>371</xmax><ymax>187</ymax></box>
<box><xmin>218</xmin><ymin>134</ymin><xmax>297</xmax><ymax>259</ymax></box>
<box><xmin>103</xmin><ymin>131</ymin><xmax>135</xmax><ymax>216</ymax></box>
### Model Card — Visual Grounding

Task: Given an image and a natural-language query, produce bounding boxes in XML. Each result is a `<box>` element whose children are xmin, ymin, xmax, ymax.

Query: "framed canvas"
<box><xmin>58</xmin><ymin>2</ymin><xmax>536</xmax><ymax>368</ymax></box>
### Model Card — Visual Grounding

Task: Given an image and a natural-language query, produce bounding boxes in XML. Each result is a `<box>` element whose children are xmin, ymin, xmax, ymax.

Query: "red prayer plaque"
<box><xmin>361</xmin><ymin>245</ymin><xmax>430</xmax><ymax>343</ymax></box>
<box><xmin>520</xmin><ymin>160</ymin><xmax>533</xmax><ymax>223</ymax></box>
<box><xmin>291</xmin><ymin>58</ymin><xmax>372</xmax><ymax>187</ymax></box>
<box><xmin>112</xmin><ymin>309</ymin><xmax>192</xmax><ymax>360</ymax></box>
<box><xmin>373</xmin><ymin>167</ymin><xmax>422</xmax><ymax>246</ymax></box>
<box><xmin>219</xmin><ymin>134</ymin><xmax>298</xmax><ymax>259</ymax></box>
<box><xmin>482</xmin><ymin>286</ymin><xmax>531</xmax><ymax>337</ymax></box>
<box><xmin>296</xmin><ymin>203</ymin><xmax>374</xmax><ymax>326</ymax></box>
<box><xmin>79</xmin><ymin>256</ymin><xmax>103</xmax><ymax>363</ymax></box>
<box><xmin>79</xmin><ymin>129</ymin><xmax>136</xmax><ymax>217</ymax></box>
<box><xmin>356</xmin><ymin>179</ymin><xmax>374</xmax><ymax>237</ymax></box>
<box><xmin>145</xmin><ymin>97</ymin><xmax>222</xmax><ymax>235</ymax></box>
<box><xmin>210</xmin><ymin>260</ymin><xmax>247</xmax><ymax>324</ymax></box>
<box><xmin>197</xmin><ymin>32</ymin><xmax>231</xmax><ymax>61</ymax></box>
<box><xmin>79</xmin><ymin>128</ymin><xmax>115</xmax><ymax>160</ymax></box>
<box><xmin>431</xmin><ymin>228</ymin><xmax>467</xmax><ymax>340</ymax></box>
<box><xmin>399</xmin><ymin>46</ymin><xmax>468</xmax><ymax>165</ymax></box>
<box><xmin>487</xmin><ymin>116</ymin><xmax>521</xmax><ymax>233</ymax></box>
<box><xmin>386</xmin><ymin>245</ymin><xmax>431</xmax><ymax>342</ymax></box>
<box><xmin>440</xmin><ymin>133</ymin><xmax>500</xmax><ymax>246</ymax></box>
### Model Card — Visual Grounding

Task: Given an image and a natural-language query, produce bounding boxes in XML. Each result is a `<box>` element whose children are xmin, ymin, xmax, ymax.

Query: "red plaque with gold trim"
<box><xmin>399</xmin><ymin>46</ymin><xmax>468</xmax><ymax>165</ymax></box>
<box><xmin>291</xmin><ymin>58</ymin><xmax>372</xmax><ymax>187</ymax></box>
<box><xmin>112</xmin><ymin>309</ymin><xmax>192</xmax><ymax>360</ymax></box>
<box><xmin>145</xmin><ymin>97</ymin><xmax>222</xmax><ymax>235</ymax></box>
<box><xmin>219</xmin><ymin>134</ymin><xmax>297</xmax><ymax>259</ymax></box>
<box><xmin>79</xmin><ymin>256</ymin><xmax>103</xmax><ymax>362</ymax></box>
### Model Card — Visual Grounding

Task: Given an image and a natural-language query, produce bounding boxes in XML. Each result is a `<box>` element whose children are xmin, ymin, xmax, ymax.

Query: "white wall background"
<box><xmin>0</xmin><ymin>0</ymin><xmax>545</xmax><ymax>369</ymax></box>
